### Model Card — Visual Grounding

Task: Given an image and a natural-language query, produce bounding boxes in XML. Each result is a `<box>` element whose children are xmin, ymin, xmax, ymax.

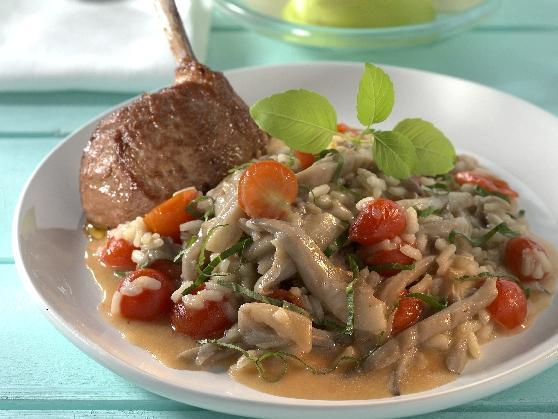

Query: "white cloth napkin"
<box><xmin>0</xmin><ymin>0</ymin><xmax>212</xmax><ymax>92</ymax></box>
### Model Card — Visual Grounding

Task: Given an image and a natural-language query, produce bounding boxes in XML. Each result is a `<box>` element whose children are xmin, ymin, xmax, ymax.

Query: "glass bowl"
<box><xmin>213</xmin><ymin>0</ymin><xmax>501</xmax><ymax>49</ymax></box>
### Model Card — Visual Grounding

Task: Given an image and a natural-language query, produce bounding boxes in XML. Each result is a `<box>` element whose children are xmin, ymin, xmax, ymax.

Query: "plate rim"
<box><xmin>12</xmin><ymin>61</ymin><xmax>558</xmax><ymax>418</ymax></box>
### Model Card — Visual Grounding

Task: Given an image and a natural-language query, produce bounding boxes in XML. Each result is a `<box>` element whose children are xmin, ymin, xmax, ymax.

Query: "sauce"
<box><xmin>86</xmin><ymin>239</ymin><xmax>196</xmax><ymax>370</ymax></box>
<box><xmin>85</xmin><ymin>234</ymin><xmax>558</xmax><ymax>400</ymax></box>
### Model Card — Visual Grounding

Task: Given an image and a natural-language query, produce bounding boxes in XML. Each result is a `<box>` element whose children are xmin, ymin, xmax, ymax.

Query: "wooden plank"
<box><xmin>0</xmin><ymin>92</ymin><xmax>134</xmax><ymax>138</ymax></box>
<box><xmin>0</xmin><ymin>138</ymin><xmax>61</xmax><ymax>260</ymax></box>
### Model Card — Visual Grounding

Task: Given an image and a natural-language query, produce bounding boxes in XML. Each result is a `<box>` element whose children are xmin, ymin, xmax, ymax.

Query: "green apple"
<box><xmin>283</xmin><ymin>0</ymin><xmax>436</xmax><ymax>28</ymax></box>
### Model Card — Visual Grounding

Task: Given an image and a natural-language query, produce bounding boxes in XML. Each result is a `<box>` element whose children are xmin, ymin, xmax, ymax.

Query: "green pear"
<box><xmin>283</xmin><ymin>0</ymin><xmax>436</xmax><ymax>28</ymax></box>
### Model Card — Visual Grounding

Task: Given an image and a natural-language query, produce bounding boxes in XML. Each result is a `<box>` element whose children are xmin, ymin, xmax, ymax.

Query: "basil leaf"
<box><xmin>250</xmin><ymin>89</ymin><xmax>338</xmax><ymax>153</ymax></box>
<box><xmin>393</xmin><ymin>118</ymin><xmax>456</xmax><ymax>176</ymax></box>
<box><xmin>357</xmin><ymin>63</ymin><xmax>395</xmax><ymax>126</ymax></box>
<box><xmin>373</xmin><ymin>130</ymin><xmax>416</xmax><ymax>179</ymax></box>
<box><xmin>407</xmin><ymin>292</ymin><xmax>448</xmax><ymax>311</ymax></box>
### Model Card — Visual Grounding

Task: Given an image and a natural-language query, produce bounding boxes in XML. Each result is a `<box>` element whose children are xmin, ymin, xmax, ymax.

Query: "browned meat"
<box><xmin>79</xmin><ymin>1</ymin><xmax>268</xmax><ymax>228</ymax></box>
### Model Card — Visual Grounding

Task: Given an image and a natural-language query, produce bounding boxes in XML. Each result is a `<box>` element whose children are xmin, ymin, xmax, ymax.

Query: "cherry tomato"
<box><xmin>359</xmin><ymin>246</ymin><xmax>415</xmax><ymax>277</ymax></box>
<box><xmin>268</xmin><ymin>289</ymin><xmax>304</xmax><ymax>308</ymax></box>
<box><xmin>144</xmin><ymin>188</ymin><xmax>199</xmax><ymax>243</ymax></box>
<box><xmin>115</xmin><ymin>268</ymin><xmax>174</xmax><ymax>320</ymax></box>
<box><xmin>238</xmin><ymin>160</ymin><xmax>298</xmax><ymax>219</ymax></box>
<box><xmin>294</xmin><ymin>150</ymin><xmax>315</xmax><ymax>170</ymax></box>
<box><xmin>454</xmin><ymin>171</ymin><xmax>518</xmax><ymax>198</ymax></box>
<box><xmin>504</xmin><ymin>236</ymin><xmax>547</xmax><ymax>282</ymax></box>
<box><xmin>487</xmin><ymin>279</ymin><xmax>527</xmax><ymax>329</ymax></box>
<box><xmin>392</xmin><ymin>294</ymin><xmax>422</xmax><ymax>334</ymax></box>
<box><xmin>171</xmin><ymin>300</ymin><xmax>233</xmax><ymax>340</ymax></box>
<box><xmin>349</xmin><ymin>198</ymin><xmax>407</xmax><ymax>245</ymax></box>
<box><xmin>336</xmin><ymin>123</ymin><xmax>360</xmax><ymax>134</ymax></box>
<box><xmin>101</xmin><ymin>237</ymin><xmax>136</xmax><ymax>271</ymax></box>
<box><xmin>148</xmin><ymin>259</ymin><xmax>183</xmax><ymax>288</ymax></box>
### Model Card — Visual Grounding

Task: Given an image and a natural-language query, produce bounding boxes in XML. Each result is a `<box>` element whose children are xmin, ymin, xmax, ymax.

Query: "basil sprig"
<box><xmin>250</xmin><ymin>63</ymin><xmax>456</xmax><ymax>179</ymax></box>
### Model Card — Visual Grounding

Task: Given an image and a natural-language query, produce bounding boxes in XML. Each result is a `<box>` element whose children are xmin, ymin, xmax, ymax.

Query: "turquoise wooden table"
<box><xmin>2</xmin><ymin>1</ymin><xmax>557</xmax><ymax>417</ymax></box>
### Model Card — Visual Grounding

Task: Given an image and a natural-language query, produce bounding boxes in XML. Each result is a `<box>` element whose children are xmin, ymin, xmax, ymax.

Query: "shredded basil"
<box><xmin>415</xmin><ymin>206</ymin><xmax>441</xmax><ymax>218</ymax></box>
<box><xmin>448</xmin><ymin>222</ymin><xmax>518</xmax><ymax>248</ymax></box>
<box><xmin>344</xmin><ymin>254</ymin><xmax>360</xmax><ymax>336</ymax></box>
<box><xmin>369</xmin><ymin>262</ymin><xmax>415</xmax><ymax>272</ymax></box>
<box><xmin>186</xmin><ymin>195</ymin><xmax>215</xmax><ymax>221</ymax></box>
<box><xmin>182</xmin><ymin>235</ymin><xmax>252</xmax><ymax>295</ymax></box>
<box><xmin>199</xmin><ymin>339</ymin><xmax>369</xmax><ymax>382</ymax></box>
<box><xmin>324</xmin><ymin>230</ymin><xmax>349</xmax><ymax>257</ymax></box>
<box><xmin>318</xmin><ymin>149</ymin><xmax>344</xmax><ymax>182</ymax></box>
<box><xmin>407</xmin><ymin>292</ymin><xmax>447</xmax><ymax>311</ymax></box>
<box><xmin>455</xmin><ymin>271</ymin><xmax>532</xmax><ymax>298</ymax></box>
<box><xmin>473</xmin><ymin>186</ymin><xmax>510</xmax><ymax>202</ymax></box>
<box><xmin>330</xmin><ymin>184</ymin><xmax>364</xmax><ymax>201</ymax></box>
<box><xmin>216</xmin><ymin>280</ymin><xmax>309</xmax><ymax>317</ymax></box>
<box><xmin>173</xmin><ymin>235</ymin><xmax>198</xmax><ymax>262</ymax></box>
<box><xmin>424</xmin><ymin>183</ymin><xmax>450</xmax><ymax>195</ymax></box>
<box><xmin>455</xmin><ymin>271</ymin><xmax>514</xmax><ymax>282</ymax></box>
<box><xmin>227</xmin><ymin>162</ymin><xmax>251</xmax><ymax>174</ymax></box>
<box><xmin>508</xmin><ymin>209</ymin><xmax>526</xmax><ymax>220</ymax></box>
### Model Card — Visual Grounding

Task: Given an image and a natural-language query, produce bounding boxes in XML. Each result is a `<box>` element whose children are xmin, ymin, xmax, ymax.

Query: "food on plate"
<box><xmin>79</xmin><ymin>0</ymin><xmax>267</xmax><ymax>229</ymax></box>
<box><xmin>85</xmin><ymin>61</ymin><xmax>556</xmax><ymax>400</ymax></box>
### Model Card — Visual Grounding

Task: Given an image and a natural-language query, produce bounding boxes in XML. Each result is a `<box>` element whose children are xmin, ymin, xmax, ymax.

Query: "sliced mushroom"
<box><xmin>296</xmin><ymin>150</ymin><xmax>372</xmax><ymax>188</ymax></box>
<box><xmin>254</xmin><ymin>212</ymin><xmax>345</xmax><ymax>293</ymax></box>
<box><xmin>363</xmin><ymin>278</ymin><xmax>497</xmax><ymax>371</ymax></box>
<box><xmin>238</xmin><ymin>302</ymin><xmax>313</xmax><ymax>354</ymax></box>
<box><xmin>377</xmin><ymin>256</ymin><xmax>435</xmax><ymax>308</ymax></box>
<box><xmin>251</xmin><ymin>219</ymin><xmax>350</xmax><ymax>321</ymax></box>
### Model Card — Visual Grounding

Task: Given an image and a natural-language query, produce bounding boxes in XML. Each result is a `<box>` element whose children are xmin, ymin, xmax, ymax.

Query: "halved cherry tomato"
<box><xmin>101</xmin><ymin>237</ymin><xmax>136</xmax><ymax>271</ymax></box>
<box><xmin>336</xmin><ymin>123</ymin><xmax>359</xmax><ymax>134</ymax></box>
<box><xmin>454</xmin><ymin>171</ymin><xmax>518</xmax><ymax>198</ymax></box>
<box><xmin>294</xmin><ymin>150</ymin><xmax>315</xmax><ymax>170</ymax></box>
<box><xmin>487</xmin><ymin>279</ymin><xmax>527</xmax><ymax>329</ymax></box>
<box><xmin>115</xmin><ymin>268</ymin><xmax>174</xmax><ymax>320</ymax></box>
<box><xmin>505</xmin><ymin>236</ymin><xmax>547</xmax><ymax>282</ymax></box>
<box><xmin>349</xmin><ymin>198</ymin><xmax>407</xmax><ymax>245</ymax></box>
<box><xmin>171</xmin><ymin>300</ymin><xmax>233</xmax><ymax>339</ymax></box>
<box><xmin>268</xmin><ymin>289</ymin><xmax>304</xmax><ymax>308</ymax></box>
<box><xmin>148</xmin><ymin>259</ymin><xmax>183</xmax><ymax>288</ymax></box>
<box><xmin>144</xmin><ymin>188</ymin><xmax>199</xmax><ymax>242</ymax></box>
<box><xmin>238</xmin><ymin>160</ymin><xmax>298</xmax><ymax>219</ymax></box>
<box><xmin>392</xmin><ymin>294</ymin><xmax>422</xmax><ymax>334</ymax></box>
<box><xmin>359</xmin><ymin>246</ymin><xmax>415</xmax><ymax>277</ymax></box>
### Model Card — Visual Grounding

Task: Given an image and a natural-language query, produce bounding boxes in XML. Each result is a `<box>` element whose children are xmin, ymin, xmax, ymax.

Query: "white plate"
<box><xmin>13</xmin><ymin>62</ymin><xmax>558</xmax><ymax>419</ymax></box>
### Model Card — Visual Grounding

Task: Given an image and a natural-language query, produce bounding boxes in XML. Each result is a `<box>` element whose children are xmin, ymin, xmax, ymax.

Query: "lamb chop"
<box><xmin>80</xmin><ymin>0</ymin><xmax>268</xmax><ymax>228</ymax></box>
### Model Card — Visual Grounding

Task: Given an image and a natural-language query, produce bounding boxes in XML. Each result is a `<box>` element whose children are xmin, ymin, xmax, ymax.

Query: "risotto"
<box><xmin>86</xmin><ymin>130</ymin><xmax>556</xmax><ymax>399</ymax></box>
<box><xmin>84</xmin><ymin>63</ymin><xmax>556</xmax><ymax>399</ymax></box>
